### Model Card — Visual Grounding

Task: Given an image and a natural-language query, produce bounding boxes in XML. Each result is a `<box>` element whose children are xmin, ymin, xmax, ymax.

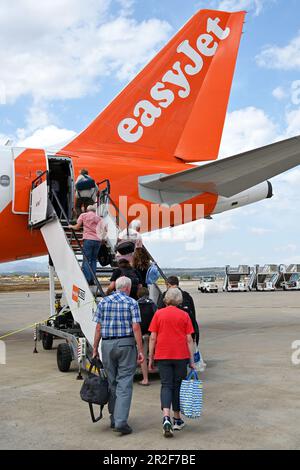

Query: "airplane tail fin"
<box><xmin>63</xmin><ymin>9</ymin><xmax>245</xmax><ymax>162</ymax></box>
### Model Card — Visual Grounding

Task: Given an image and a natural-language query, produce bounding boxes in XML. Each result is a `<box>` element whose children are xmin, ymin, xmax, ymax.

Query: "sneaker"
<box><xmin>173</xmin><ymin>418</ymin><xmax>185</xmax><ymax>431</ymax></box>
<box><xmin>162</xmin><ymin>417</ymin><xmax>173</xmax><ymax>438</ymax></box>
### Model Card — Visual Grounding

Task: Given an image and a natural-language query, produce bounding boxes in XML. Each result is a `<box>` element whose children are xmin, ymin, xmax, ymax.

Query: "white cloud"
<box><xmin>117</xmin><ymin>0</ymin><xmax>135</xmax><ymax>15</ymax></box>
<box><xmin>218</xmin><ymin>104</ymin><xmax>300</xmax><ymax>160</ymax></box>
<box><xmin>0</xmin><ymin>0</ymin><xmax>172</xmax><ymax>102</ymax></box>
<box><xmin>16</xmin><ymin>102</ymin><xmax>57</xmax><ymax>142</ymax></box>
<box><xmin>250</xmin><ymin>227</ymin><xmax>273</xmax><ymax>235</ymax></box>
<box><xmin>263</xmin><ymin>165</ymin><xmax>300</xmax><ymax>216</ymax></box>
<box><xmin>275</xmin><ymin>167</ymin><xmax>300</xmax><ymax>186</ymax></box>
<box><xmin>272</xmin><ymin>81</ymin><xmax>300</xmax><ymax>105</ymax></box>
<box><xmin>218</xmin><ymin>106</ymin><xmax>278</xmax><ymax>157</ymax></box>
<box><xmin>143</xmin><ymin>208</ymin><xmax>237</xmax><ymax>258</ymax></box>
<box><xmin>274</xmin><ymin>244</ymin><xmax>297</xmax><ymax>253</ymax></box>
<box><xmin>284</xmin><ymin>108</ymin><xmax>300</xmax><ymax>138</ymax></box>
<box><xmin>272</xmin><ymin>86</ymin><xmax>287</xmax><ymax>101</ymax></box>
<box><xmin>218</xmin><ymin>0</ymin><xmax>264</xmax><ymax>15</ymax></box>
<box><xmin>256</xmin><ymin>32</ymin><xmax>300</xmax><ymax>70</ymax></box>
<box><xmin>14</xmin><ymin>100</ymin><xmax>67</xmax><ymax>148</ymax></box>
<box><xmin>204</xmin><ymin>213</ymin><xmax>237</xmax><ymax>235</ymax></box>
<box><xmin>17</xmin><ymin>125</ymin><xmax>76</xmax><ymax>148</ymax></box>
<box><xmin>291</xmin><ymin>80</ymin><xmax>300</xmax><ymax>105</ymax></box>
<box><xmin>197</xmin><ymin>0</ymin><xmax>272</xmax><ymax>16</ymax></box>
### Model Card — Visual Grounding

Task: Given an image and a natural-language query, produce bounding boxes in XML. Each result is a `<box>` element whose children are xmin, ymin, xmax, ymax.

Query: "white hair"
<box><xmin>129</xmin><ymin>219</ymin><xmax>141</xmax><ymax>231</ymax></box>
<box><xmin>115</xmin><ymin>276</ymin><xmax>132</xmax><ymax>292</ymax></box>
<box><xmin>164</xmin><ymin>287</ymin><xmax>183</xmax><ymax>306</ymax></box>
<box><xmin>87</xmin><ymin>204</ymin><xmax>96</xmax><ymax>212</ymax></box>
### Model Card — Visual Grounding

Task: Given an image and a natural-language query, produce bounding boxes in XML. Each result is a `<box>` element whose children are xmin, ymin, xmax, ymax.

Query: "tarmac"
<box><xmin>0</xmin><ymin>283</ymin><xmax>300</xmax><ymax>450</ymax></box>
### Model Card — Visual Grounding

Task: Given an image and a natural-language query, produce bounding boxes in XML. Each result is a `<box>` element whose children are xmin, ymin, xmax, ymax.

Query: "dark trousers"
<box><xmin>157</xmin><ymin>359</ymin><xmax>188</xmax><ymax>412</ymax></box>
<box><xmin>82</xmin><ymin>239</ymin><xmax>100</xmax><ymax>284</ymax></box>
<box><xmin>75</xmin><ymin>196</ymin><xmax>94</xmax><ymax>216</ymax></box>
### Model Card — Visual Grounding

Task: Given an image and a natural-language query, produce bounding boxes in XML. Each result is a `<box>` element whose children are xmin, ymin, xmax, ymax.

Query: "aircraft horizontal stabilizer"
<box><xmin>138</xmin><ymin>135</ymin><xmax>300</xmax><ymax>204</ymax></box>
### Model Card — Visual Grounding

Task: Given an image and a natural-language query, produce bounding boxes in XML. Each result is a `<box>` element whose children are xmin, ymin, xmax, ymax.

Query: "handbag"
<box><xmin>193</xmin><ymin>343</ymin><xmax>206</xmax><ymax>372</ymax></box>
<box><xmin>180</xmin><ymin>370</ymin><xmax>203</xmax><ymax>419</ymax></box>
<box><xmin>116</xmin><ymin>240</ymin><xmax>135</xmax><ymax>255</ymax></box>
<box><xmin>80</xmin><ymin>358</ymin><xmax>109</xmax><ymax>423</ymax></box>
<box><xmin>98</xmin><ymin>243</ymin><xmax>112</xmax><ymax>267</ymax></box>
<box><xmin>145</xmin><ymin>263</ymin><xmax>160</xmax><ymax>285</ymax></box>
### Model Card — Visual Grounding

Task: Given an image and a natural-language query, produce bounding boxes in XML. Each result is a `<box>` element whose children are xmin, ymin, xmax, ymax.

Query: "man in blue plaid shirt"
<box><xmin>93</xmin><ymin>276</ymin><xmax>144</xmax><ymax>435</ymax></box>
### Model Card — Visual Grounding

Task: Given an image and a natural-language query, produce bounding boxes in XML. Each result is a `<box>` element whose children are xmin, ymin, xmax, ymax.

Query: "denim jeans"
<box><xmin>157</xmin><ymin>359</ymin><xmax>189</xmax><ymax>412</ymax></box>
<box><xmin>82</xmin><ymin>239</ymin><xmax>101</xmax><ymax>284</ymax></box>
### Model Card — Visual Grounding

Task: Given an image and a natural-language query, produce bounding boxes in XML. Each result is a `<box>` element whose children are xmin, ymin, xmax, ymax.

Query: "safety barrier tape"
<box><xmin>0</xmin><ymin>298</ymin><xmax>98</xmax><ymax>341</ymax></box>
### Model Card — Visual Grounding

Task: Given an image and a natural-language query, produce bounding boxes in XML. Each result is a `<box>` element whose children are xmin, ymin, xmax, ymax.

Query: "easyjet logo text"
<box><xmin>117</xmin><ymin>17</ymin><xmax>230</xmax><ymax>143</ymax></box>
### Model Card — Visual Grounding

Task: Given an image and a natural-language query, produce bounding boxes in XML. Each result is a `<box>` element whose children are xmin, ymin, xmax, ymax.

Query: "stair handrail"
<box><xmin>50</xmin><ymin>189</ymin><xmax>105</xmax><ymax>298</ymax></box>
<box><xmin>96</xmin><ymin>179</ymin><xmax>167</xmax><ymax>282</ymax></box>
<box><xmin>107</xmin><ymin>194</ymin><xmax>168</xmax><ymax>283</ymax></box>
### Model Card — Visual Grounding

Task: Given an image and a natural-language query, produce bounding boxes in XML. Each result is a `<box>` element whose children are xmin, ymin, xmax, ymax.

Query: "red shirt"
<box><xmin>149</xmin><ymin>306</ymin><xmax>194</xmax><ymax>360</ymax></box>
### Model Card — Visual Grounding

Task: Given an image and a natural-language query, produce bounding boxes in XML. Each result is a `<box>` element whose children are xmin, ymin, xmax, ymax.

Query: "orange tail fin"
<box><xmin>63</xmin><ymin>9</ymin><xmax>245</xmax><ymax>162</ymax></box>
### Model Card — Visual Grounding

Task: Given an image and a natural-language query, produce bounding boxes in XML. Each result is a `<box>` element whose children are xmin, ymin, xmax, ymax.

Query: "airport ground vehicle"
<box><xmin>223</xmin><ymin>265</ymin><xmax>250</xmax><ymax>292</ymax></box>
<box><xmin>249</xmin><ymin>265</ymin><xmax>279</xmax><ymax>291</ymax></box>
<box><xmin>198</xmin><ymin>276</ymin><xmax>218</xmax><ymax>293</ymax></box>
<box><xmin>282</xmin><ymin>273</ymin><xmax>300</xmax><ymax>290</ymax></box>
<box><xmin>281</xmin><ymin>265</ymin><xmax>300</xmax><ymax>291</ymax></box>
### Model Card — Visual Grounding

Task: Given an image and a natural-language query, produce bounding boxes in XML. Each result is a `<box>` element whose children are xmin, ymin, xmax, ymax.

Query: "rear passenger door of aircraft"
<box><xmin>12</xmin><ymin>148</ymin><xmax>48</xmax><ymax>214</ymax></box>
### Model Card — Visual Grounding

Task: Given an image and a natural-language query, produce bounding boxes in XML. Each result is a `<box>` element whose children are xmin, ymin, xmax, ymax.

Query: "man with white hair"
<box><xmin>93</xmin><ymin>276</ymin><xmax>144</xmax><ymax>435</ymax></box>
<box><xmin>118</xmin><ymin>219</ymin><xmax>143</xmax><ymax>248</ymax></box>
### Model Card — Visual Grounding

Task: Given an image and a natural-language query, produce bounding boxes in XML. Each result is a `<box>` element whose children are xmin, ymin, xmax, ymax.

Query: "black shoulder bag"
<box><xmin>80</xmin><ymin>358</ymin><xmax>109</xmax><ymax>423</ymax></box>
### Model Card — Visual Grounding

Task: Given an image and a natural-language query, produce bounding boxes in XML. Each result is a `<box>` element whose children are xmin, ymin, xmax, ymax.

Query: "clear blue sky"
<box><xmin>1</xmin><ymin>0</ymin><xmax>300</xmax><ymax>269</ymax></box>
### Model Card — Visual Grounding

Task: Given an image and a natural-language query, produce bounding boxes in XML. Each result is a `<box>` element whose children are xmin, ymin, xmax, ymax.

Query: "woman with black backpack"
<box><xmin>106</xmin><ymin>258</ymin><xmax>142</xmax><ymax>300</ymax></box>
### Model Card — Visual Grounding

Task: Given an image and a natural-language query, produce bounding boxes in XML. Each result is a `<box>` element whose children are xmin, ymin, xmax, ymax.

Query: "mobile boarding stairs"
<box><xmin>248</xmin><ymin>265</ymin><xmax>279</xmax><ymax>291</ymax></box>
<box><xmin>223</xmin><ymin>265</ymin><xmax>251</xmax><ymax>292</ymax></box>
<box><xmin>28</xmin><ymin>171</ymin><xmax>165</xmax><ymax>377</ymax></box>
<box><xmin>279</xmin><ymin>264</ymin><xmax>300</xmax><ymax>291</ymax></box>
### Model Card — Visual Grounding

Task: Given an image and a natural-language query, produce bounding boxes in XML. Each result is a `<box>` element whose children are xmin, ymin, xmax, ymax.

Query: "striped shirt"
<box><xmin>94</xmin><ymin>291</ymin><xmax>141</xmax><ymax>338</ymax></box>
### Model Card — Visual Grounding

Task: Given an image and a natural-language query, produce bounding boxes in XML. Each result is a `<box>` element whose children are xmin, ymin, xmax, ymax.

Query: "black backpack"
<box><xmin>138</xmin><ymin>297</ymin><xmax>157</xmax><ymax>335</ymax></box>
<box><xmin>98</xmin><ymin>243</ymin><xmax>113</xmax><ymax>267</ymax></box>
<box><xmin>80</xmin><ymin>359</ymin><xmax>109</xmax><ymax>423</ymax></box>
<box><xmin>120</xmin><ymin>267</ymin><xmax>140</xmax><ymax>299</ymax></box>
<box><xmin>76</xmin><ymin>175</ymin><xmax>96</xmax><ymax>191</ymax></box>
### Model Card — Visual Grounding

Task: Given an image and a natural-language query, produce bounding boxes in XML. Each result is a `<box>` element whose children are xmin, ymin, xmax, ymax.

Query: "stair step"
<box><xmin>96</xmin><ymin>268</ymin><xmax>114</xmax><ymax>276</ymax></box>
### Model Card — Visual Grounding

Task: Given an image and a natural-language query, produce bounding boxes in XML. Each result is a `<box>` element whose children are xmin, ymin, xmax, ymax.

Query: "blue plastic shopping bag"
<box><xmin>180</xmin><ymin>370</ymin><xmax>203</xmax><ymax>419</ymax></box>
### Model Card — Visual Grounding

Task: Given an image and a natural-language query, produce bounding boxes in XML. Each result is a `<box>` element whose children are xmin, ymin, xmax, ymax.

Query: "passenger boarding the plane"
<box><xmin>68</xmin><ymin>205</ymin><xmax>102</xmax><ymax>286</ymax></box>
<box><xmin>118</xmin><ymin>220</ymin><xmax>143</xmax><ymax>248</ymax></box>
<box><xmin>107</xmin><ymin>258</ymin><xmax>142</xmax><ymax>300</ymax></box>
<box><xmin>75</xmin><ymin>169</ymin><xmax>98</xmax><ymax>217</ymax></box>
<box><xmin>116</xmin><ymin>219</ymin><xmax>143</xmax><ymax>263</ymax></box>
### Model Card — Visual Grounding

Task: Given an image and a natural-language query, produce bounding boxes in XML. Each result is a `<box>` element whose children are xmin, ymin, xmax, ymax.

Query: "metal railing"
<box><xmin>96</xmin><ymin>180</ymin><xmax>167</xmax><ymax>283</ymax></box>
<box><xmin>50</xmin><ymin>189</ymin><xmax>105</xmax><ymax>298</ymax></box>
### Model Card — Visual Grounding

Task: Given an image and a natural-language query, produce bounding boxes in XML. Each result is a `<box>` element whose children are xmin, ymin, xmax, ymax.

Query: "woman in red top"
<box><xmin>148</xmin><ymin>287</ymin><xmax>195</xmax><ymax>437</ymax></box>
